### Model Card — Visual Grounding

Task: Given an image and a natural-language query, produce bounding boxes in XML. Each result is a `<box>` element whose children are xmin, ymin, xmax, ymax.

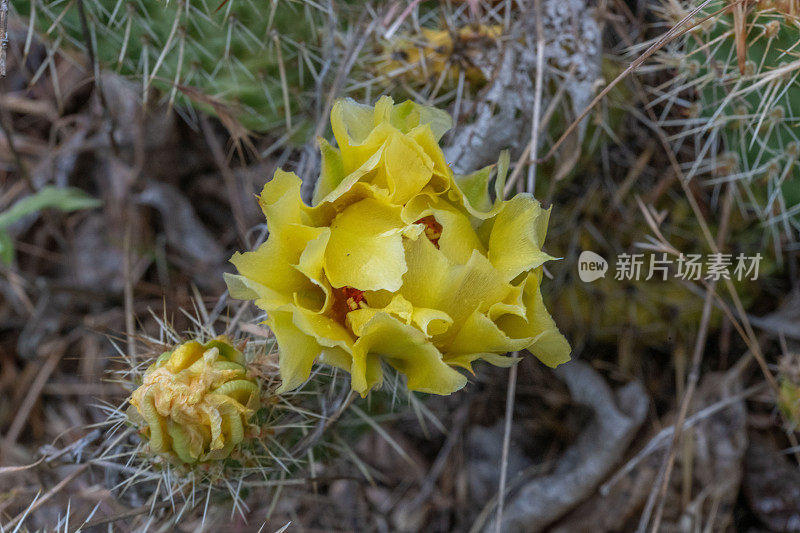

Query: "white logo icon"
<box><xmin>578</xmin><ymin>251</ymin><xmax>608</xmax><ymax>282</ymax></box>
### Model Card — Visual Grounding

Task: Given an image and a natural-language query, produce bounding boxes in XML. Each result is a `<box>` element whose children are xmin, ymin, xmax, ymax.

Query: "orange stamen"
<box><xmin>415</xmin><ymin>215</ymin><xmax>443</xmax><ymax>248</ymax></box>
<box><xmin>331</xmin><ymin>286</ymin><xmax>366</xmax><ymax>324</ymax></box>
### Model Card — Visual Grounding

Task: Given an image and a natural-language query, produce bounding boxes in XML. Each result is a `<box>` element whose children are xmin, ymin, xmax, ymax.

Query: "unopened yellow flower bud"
<box><xmin>129</xmin><ymin>338</ymin><xmax>260</xmax><ymax>463</ymax></box>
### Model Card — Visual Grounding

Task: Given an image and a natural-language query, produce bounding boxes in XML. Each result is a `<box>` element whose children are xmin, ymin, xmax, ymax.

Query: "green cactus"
<box><xmin>15</xmin><ymin>0</ymin><xmax>362</xmax><ymax>137</ymax></box>
<box><xmin>675</xmin><ymin>0</ymin><xmax>800</xmax><ymax>241</ymax></box>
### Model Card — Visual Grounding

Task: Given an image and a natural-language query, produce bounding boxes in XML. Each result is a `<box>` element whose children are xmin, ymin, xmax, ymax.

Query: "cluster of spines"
<box><xmin>15</xmin><ymin>0</ymin><xmax>340</xmax><ymax>135</ymax></box>
<box><xmin>656</xmin><ymin>0</ymin><xmax>800</xmax><ymax>251</ymax></box>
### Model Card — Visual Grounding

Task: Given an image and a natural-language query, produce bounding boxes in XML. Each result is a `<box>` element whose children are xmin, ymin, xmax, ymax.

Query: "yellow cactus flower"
<box><xmin>379</xmin><ymin>25</ymin><xmax>503</xmax><ymax>87</ymax></box>
<box><xmin>129</xmin><ymin>338</ymin><xmax>260</xmax><ymax>463</ymax></box>
<box><xmin>226</xmin><ymin>96</ymin><xmax>570</xmax><ymax>397</ymax></box>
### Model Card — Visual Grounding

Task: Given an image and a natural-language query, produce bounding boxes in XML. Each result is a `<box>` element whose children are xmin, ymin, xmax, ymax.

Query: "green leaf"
<box><xmin>0</xmin><ymin>186</ymin><xmax>102</xmax><ymax>229</ymax></box>
<box><xmin>0</xmin><ymin>230</ymin><xmax>14</xmax><ymax>265</ymax></box>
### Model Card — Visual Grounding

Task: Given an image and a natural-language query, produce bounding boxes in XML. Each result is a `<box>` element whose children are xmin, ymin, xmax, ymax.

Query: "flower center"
<box><xmin>415</xmin><ymin>215</ymin><xmax>442</xmax><ymax>247</ymax></box>
<box><xmin>331</xmin><ymin>285</ymin><xmax>367</xmax><ymax>324</ymax></box>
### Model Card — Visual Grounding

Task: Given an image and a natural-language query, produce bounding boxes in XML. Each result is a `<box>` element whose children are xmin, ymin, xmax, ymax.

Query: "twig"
<box><xmin>503</xmin><ymin>63</ymin><xmax>575</xmax><ymax>197</ymax></box>
<box><xmin>0</xmin><ymin>457</ymin><xmax>45</xmax><ymax>476</ymax></box>
<box><xmin>272</xmin><ymin>32</ymin><xmax>292</xmax><ymax>133</ymax></box>
<box><xmin>495</xmin><ymin>359</ymin><xmax>518</xmax><ymax>533</ymax></box>
<box><xmin>123</xmin><ymin>210</ymin><xmax>136</xmax><ymax>363</ymax></box>
<box><xmin>601</xmin><ymin>381</ymin><xmax>765</xmax><ymax>495</ymax></box>
<box><xmin>527</xmin><ymin>0</ymin><xmax>546</xmax><ymax>194</ymax></box>
<box><xmin>312</xmin><ymin>14</ymin><xmax>377</xmax><ymax>142</ymax></box>
<box><xmin>290</xmin><ymin>390</ymin><xmax>356</xmax><ymax>456</ymax></box>
<box><xmin>384</xmin><ymin>0</ymin><xmax>424</xmax><ymax>39</ymax></box>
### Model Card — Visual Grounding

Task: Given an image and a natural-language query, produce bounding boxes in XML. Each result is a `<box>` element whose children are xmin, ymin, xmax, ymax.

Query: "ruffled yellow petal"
<box><xmin>351</xmin><ymin>313</ymin><xmax>467</xmax><ymax>396</ymax></box>
<box><xmin>331</xmin><ymin>99</ymin><xmax>395</xmax><ymax>175</ymax></box>
<box><xmin>291</xmin><ymin>305</ymin><xmax>355</xmax><ymax>350</ymax></box>
<box><xmin>403</xmin><ymin>195</ymin><xmax>485</xmax><ymax>264</ymax></box>
<box><xmin>388</xmin><ymin>98</ymin><xmax>453</xmax><ymax>141</ymax></box>
<box><xmin>383</xmin><ymin>131</ymin><xmax>435</xmax><ymax>204</ymax></box>
<box><xmin>406</xmin><ymin>125</ymin><xmax>452</xmax><ymax>190</ymax></box>
<box><xmin>228</xmin><ymin>223</ymin><xmax>328</xmax><ymax>312</ymax></box>
<box><xmin>268</xmin><ymin>310</ymin><xmax>325</xmax><ymax>393</ymax></box>
<box><xmin>316</xmin><ymin>145</ymin><xmax>386</xmax><ymax>207</ymax></box>
<box><xmin>486</xmin><ymin>195</ymin><xmax>555</xmax><ymax>282</ymax></box>
<box><xmin>257</xmin><ymin>169</ymin><xmax>313</xmax><ymax>228</ymax></box>
<box><xmin>331</xmin><ymin>96</ymin><xmax>453</xmax><ymax>194</ymax></box>
<box><xmin>269</xmin><ymin>304</ymin><xmax>356</xmax><ymax>393</ymax></box>
<box><xmin>293</xmin><ymin>227</ymin><xmax>333</xmax><ymax>309</ymax></box>
<box><xmin>312</xmin><ymin>137</ymin><xmax>346</xmax><ymax>205</ymax></box>
<box><xmin>347</xmin><ymin>293</ymin><xmax>453</xmax><ymax>338</ymax></box>
<box><xmin>495</xmin><ymin>270</ymin><xmax>571</xmax><ymax>367</ymax></box>
<box><xmin>454</xmin><ymin>165</ymin><xmax>493</xmax><ymax>212</ymax></box>
<box><xmin>444</xmin><ymin>351</ymin><xmax>521</xmax><ymax>372</ymax></box>
<box><xmin>330</xmin><ymin>97</ymin><xmax>378</xmax><ymax>146</ymax></box>
<box><xmin>411</xmin><ymin>306</ymin><xmax>453</xmax><ymax>337</ymax></box>
<box><xmin>163</xmin><ymin>341</ymin><xmax>204</xmax><ymax>372</ymax></box>
<box><xmin>452</xmin><ymin>150</ymin><xmax>510</xmax><ymax>219</ymax></box>
<box><xmin>325</xmin><ymin>198</ymin><xmax>411</xmax><ymax>292</ymax></box>
<box><xmin>401</xmin><ymin>236</ymin><xmax>510</xmax><ymax>333</ymax></box>
<box><xmin>319</xmin><ymin>346</ymin><xmax>354</xmax><ymax>372</ymax></box>
<box><xmin>443</xmin><ymin>311</ymin><xmax>530</xmax><ymax>369</ymax></box>
<box><xmin>487</xmin><ymin>282</ymin><xmax>527</xmax><ymax>321</ymax></box>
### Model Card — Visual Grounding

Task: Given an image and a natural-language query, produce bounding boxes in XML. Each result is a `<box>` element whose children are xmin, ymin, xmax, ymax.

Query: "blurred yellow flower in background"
<box><xmin>226</xmin><ymin>96</ymin><xmax>570</xmax><ymax>396</ymax></box>
<box><xmin>778</xmin><ymin>353</ymin><xmax>800</xmax><ymax>429</ymax></box>
<box><xmin>129</xmin><ymin>338</ymin><xmax>260</xmax><ymax>463</ymax></box>
<box><xmin>378</xmin><ymin>25</ymin><xmax>503</xmax><ymax>87</ymax></box>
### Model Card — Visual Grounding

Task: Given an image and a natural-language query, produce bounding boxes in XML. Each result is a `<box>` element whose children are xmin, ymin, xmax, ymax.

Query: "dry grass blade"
<box><xmin>526</xmin><ymin>0</ymin><xmax>546</xmax><ymax>194</ymax></box>
<box><xmin>0</xmin><ymin>457</ymin><xmax>44</xmax><ymax>476</ymax></box>
<box><xmin>350</xmin><ymin>404</ymin><xmax>416</xmax><ymax>468</ymax></box>
<box><xmin>79</xmin><ymin>501</ymin><xmax>173</xmax><ymax>530</ymax></box>
<box><xmin>494</xmin><ymin>361</ymin><xmax>519</xmax><ymax>533</ymax></box>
